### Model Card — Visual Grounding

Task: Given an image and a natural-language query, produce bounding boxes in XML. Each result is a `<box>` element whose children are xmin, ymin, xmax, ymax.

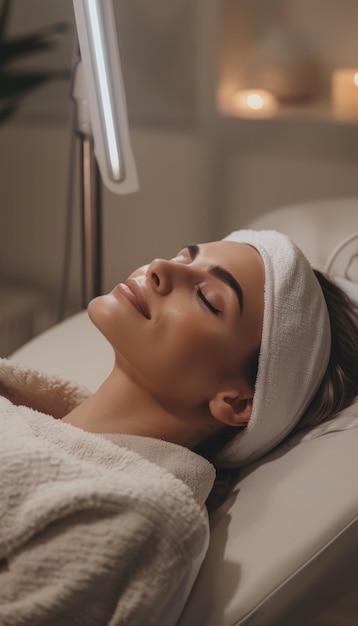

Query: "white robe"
<box><xmin>0</xmin><ymin>358</ymin><xmax>215</xmax><ymax>626</ymax></box>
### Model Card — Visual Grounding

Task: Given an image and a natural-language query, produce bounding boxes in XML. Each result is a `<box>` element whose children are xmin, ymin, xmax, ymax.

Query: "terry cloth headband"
<box><xmin>215</xmin><ymin>229</ymin><xmax>331</xmax><ymax>468</ymax></box>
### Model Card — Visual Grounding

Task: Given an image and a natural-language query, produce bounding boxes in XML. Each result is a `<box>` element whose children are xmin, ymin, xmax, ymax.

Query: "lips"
<box><xmin>116</xmin><ymin>280</ymin><xmax>151</xmax><ymax>319</ymax></box>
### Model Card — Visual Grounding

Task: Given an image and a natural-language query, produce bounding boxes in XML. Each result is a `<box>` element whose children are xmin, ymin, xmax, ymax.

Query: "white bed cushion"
<box><xmin>178</xmin><ymin>400</ymin><xmax>358</xmax><ymax>626</ymax></box>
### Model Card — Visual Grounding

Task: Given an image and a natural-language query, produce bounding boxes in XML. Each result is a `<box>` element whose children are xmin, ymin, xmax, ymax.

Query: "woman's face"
<box><xmin>88</xmin><ymin>241</ymin><xmax>265</xmax><ymax>411</ymax></box>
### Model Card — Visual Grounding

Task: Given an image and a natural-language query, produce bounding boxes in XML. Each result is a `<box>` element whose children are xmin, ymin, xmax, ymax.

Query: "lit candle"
<box><xmin>230</xmin><ymin>89</ymin><xmax>278</xmax><ymax>118</ymax></box>
<box><xmin>332</xmin><ymin>68</ymin><xmax>358</xmax><ymax>119</ymax></box>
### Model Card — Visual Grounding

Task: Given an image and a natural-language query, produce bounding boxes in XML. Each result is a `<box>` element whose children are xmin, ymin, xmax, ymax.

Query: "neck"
<box><xmin>62</xmin><ymin>364</ymin><xmax>216</xmax><ymax>450</ymax></box>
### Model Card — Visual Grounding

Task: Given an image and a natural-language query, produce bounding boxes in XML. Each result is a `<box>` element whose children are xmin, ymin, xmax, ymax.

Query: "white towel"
<box><xmin>216</xmin><ymin>230</ymin><xmax>331</xmax><ymax>467</ymax></box>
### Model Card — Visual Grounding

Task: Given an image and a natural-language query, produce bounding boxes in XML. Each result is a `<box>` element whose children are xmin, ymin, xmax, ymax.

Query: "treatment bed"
<box><xmin>11</xmin><ymin>198</ymin><xmax>358</xmax><ymax>626</ymax></box>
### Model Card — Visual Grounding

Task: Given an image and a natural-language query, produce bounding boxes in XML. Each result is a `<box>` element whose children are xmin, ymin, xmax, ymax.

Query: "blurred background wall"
<box><xmin>1</xmin><ymin>0</ymin><xmax>358</xmax><ymax>322</ymax></box>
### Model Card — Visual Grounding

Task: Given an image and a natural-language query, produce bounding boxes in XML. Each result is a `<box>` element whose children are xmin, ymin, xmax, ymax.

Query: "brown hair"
<box><xmin>292</xmin><ymin>270</ymin><xmax>358</xmax><ymax>432</ymax></box>
<box><xmin>205</xmin><ymin>270</ymin><xmax>358</xmax><ymax>512</ymax></box>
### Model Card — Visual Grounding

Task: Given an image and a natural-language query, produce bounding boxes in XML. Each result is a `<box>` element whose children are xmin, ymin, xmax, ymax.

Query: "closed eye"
<box><xmin>197</xmin><ymin>288</ymin><xmax>221</xmax><ymax>315</ymax></box>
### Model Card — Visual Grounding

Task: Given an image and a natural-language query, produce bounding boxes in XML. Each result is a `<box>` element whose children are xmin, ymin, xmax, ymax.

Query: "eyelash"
<box><xmin>187</xmin><ymin>243</ymin><xmax>199</xmax><ymax>258</ymax></box>
<box><xmin>196</xmin><ymin>288</ymin><xmax>221</xmax><ymax>315</ymax></box>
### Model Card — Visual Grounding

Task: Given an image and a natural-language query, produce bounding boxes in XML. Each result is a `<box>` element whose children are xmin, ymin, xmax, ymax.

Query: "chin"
<box><xmin>88</xmin><ymin>291</ymin><xmax>136</xmax><ymax>353</ymax></box>
<box><xmin>87</xmin><ymin>293</ymin><xmax>114</xmax><ymax>330</ymax></box>
<box><xmin>87</xmin><ymin>294</ymin><xmax>102</xmax><ymax>321</ymax></box>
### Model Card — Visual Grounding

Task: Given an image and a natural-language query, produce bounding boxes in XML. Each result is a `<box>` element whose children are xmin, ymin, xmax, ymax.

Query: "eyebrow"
<box><xmin>186</xmin><ymin>244</ymin><xmax>244</xmax><ymax>313</ymax></box>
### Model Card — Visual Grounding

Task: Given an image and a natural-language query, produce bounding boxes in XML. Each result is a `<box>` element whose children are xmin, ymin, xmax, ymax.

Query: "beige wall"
<box><xmin>223</xmin><ymin>146</ymin><xmax>358</xmax><ymax>235</ymax></box>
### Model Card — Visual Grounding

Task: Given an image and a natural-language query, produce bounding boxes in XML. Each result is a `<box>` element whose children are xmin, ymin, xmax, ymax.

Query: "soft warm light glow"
<box><xmin>230</xmin><ymin>89</ymin><xmax>278</xmax><ymax>118</ymax></box>
<box><xmin>87</xmin><ymin>0</ymin><xmax>121</xmax><ymax>180</ymax></box>
<box><xmin>246</xmin><ymin>93</ymin><xmax>264</xmax><ymax>110</ymax></box>
<box><xmin>332</xmin><ymin>68</ymin><xmax>358</xmax><ymax>119</ymax></box>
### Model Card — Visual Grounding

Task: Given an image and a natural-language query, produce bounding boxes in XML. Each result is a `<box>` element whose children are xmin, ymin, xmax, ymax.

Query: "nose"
<box><xmin>146</xmin><ymin>258</ymin><xmax>174</xmax><ymax>295</ymax></box>
<box><xmin>146</xmin><ymin>258</ymin><xmax>193</xmax><ymax>295</ymax></box>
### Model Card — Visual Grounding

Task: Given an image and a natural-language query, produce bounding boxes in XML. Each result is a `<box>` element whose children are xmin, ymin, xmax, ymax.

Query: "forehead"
<box><xmin>198</xmin><ymin>240</ymin><xmax>264</xmax><ymax>279</ymax></box>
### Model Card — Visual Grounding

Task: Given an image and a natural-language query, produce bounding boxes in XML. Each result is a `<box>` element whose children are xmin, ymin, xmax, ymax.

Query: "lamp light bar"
<box><xmin>86</xmin><ymin>0</ymin><xmax>121</xmax><ymax>180</ymax></box>
<box><xmin>72</xmin><ymin>0</ymin><xmax>138</xmax><ymax>193</ymax></box>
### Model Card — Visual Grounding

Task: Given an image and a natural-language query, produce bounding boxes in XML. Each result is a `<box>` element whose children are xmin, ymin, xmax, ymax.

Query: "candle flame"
<box><xmin>229</xmin><ymin>89</ymin><xmax>278</xmax><ymax>117</ymax></box>
<box><xmin>246</xmin><ymin>93</ymin><xmax>264</xmax><ymax>110</ymax></box>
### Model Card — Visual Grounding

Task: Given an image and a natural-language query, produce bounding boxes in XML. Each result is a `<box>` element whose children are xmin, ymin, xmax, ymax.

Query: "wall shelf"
<box><xmin>220</xmin><ymin>98</ymin><xmax>358</xmax><ymax>125</ymax></box>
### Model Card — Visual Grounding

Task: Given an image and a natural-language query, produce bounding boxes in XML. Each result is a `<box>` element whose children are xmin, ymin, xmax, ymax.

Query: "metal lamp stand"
<box><xmin>78</xmin><ymin>133</ymin><xmax>102</xmax><ymax>307</ymax></box>
<box><xmin>72</xmin><ymin>59</ymin><xmax>103</xmax><ymax>308</ymax></box>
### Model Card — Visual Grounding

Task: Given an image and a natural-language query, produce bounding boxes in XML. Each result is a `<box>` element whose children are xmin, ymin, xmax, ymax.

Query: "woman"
<box><xmin>0</xmin><ymin>230</ymin><xmax>357</xmax><ymax>625</ymax></box>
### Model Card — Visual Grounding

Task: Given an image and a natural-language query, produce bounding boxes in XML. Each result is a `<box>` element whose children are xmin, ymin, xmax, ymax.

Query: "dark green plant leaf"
<box><xmin>0</xmin><ymin>23</ymin><xmax>69</xmax><ymax>65</ymax></box>
<box><xmin>0</xmin><ymin>0</ymin><xmax>12</xmax><ymax>43</ymax></box>
<box><xmin>0</xmin><ymin>2</ymin><xmax>70</xmax><ymax>122</ymax></box>
<box><xmin>0</xmin><ymin>71</ymin><xmax>56</xmax><ymax>98</ymax></box>
<box><xmin>0</xmin><ymin>100</ymin><xmax>17</xmax><ymax>122</ymax></box>
<box><xmin>0</xmin><ymin>36</ymin><xmax>55</xmax><ymax>64</ymax></box>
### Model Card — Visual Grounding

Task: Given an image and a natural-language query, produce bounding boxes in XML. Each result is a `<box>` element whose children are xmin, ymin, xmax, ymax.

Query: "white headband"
<box><xmin>215</xmin><ymin>230</ymin><xmax>331</xmax><ymax>468</ymax></box>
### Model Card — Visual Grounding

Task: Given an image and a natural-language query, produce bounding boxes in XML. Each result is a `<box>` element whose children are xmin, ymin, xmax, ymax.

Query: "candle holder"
<box><xmin>332</xmin><ymin>68</ymin><xmax>358</xmax><ymax>120</ymax></box>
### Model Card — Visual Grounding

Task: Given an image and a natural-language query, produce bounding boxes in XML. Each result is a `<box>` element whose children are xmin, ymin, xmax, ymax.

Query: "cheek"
<box><xmin>155</xmin><ymin>311</ymin><xmax>232</xmax><ymax>378</ymax></box>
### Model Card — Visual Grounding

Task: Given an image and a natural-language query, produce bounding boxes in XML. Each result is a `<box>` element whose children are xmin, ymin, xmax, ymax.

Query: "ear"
<box><xmin>208</xmin><ymin>381</ymin><xmax>253</xmax><ymax>428</ymax></box>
